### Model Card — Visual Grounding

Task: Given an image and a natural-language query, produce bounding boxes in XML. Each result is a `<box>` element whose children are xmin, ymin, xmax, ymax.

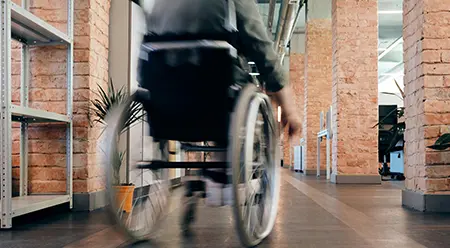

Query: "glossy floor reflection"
<box><xmin>3</xmin><ymin>169</ymin><xmax>450</xmax><ymax>248</ymax></box>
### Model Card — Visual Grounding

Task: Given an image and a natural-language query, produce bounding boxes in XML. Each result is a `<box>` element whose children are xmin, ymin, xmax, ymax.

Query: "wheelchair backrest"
<box><xmin>135</xmin><ymin>0</ymin><xmax>240</xmax><ymax>143</ymax></box>
<box><xmin>138</xmin><ymin>42</ymin><xmax>238</xmax><ymax>143</ymax></box>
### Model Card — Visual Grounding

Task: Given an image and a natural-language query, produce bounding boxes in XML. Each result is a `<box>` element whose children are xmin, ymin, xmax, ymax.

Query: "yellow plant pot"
<box><xmin>113</xmin><ymin>185</ymin><xmax>135</xmax><ymax>213</ymax></box>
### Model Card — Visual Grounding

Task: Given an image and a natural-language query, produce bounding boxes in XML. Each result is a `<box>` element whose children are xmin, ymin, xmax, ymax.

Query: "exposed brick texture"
<box><xmin>284</xmin><ymin>53</ymin><xmax>305</xmax><ymax>166</ymax></box>
<box><xmin>304</xmin><ymin>19</ymin><xmax>332</xmax><ymax>172</ymax></box>
<box><xmin>403</xmin><ymin>0</ymin><xmax>450</xmax><ymax>194</ymax></box>
<box><xmin>331</xmin><ymin>0</ymin><xmax>379</xmax><ymax>175</ymax></box>
<box><xmin>11</xmin><ymin>0</ymin><xmax>111</xmax><ymax>195</ymax></box>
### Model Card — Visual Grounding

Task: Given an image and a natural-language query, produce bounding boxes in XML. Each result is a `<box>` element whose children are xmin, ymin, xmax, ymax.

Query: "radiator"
<box><xmin>293</xmin><ymin>146</ymin><xmax>304</xmax><ymax>172</ymax></box>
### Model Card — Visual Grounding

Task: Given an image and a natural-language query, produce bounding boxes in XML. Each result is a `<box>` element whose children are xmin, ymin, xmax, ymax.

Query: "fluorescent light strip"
<box><xmin>378</xmin><ymin>10</ymin><xmax>403</xmax><ymax>14</ymax></box>
<box><xmin>277</xmin><ymin>106</ymin><xmax>281</xmax><ymax>123</ymax></box>
<box><xmin>378</xmin><ymin>37</ymin><xmax>403</xmax><ymax>60</ymax></box>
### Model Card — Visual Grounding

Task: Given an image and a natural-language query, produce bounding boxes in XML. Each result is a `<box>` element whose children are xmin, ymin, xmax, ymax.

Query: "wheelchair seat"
<box><xmin>138</xmin><ymin>38</ymin><xmax>240</xmax><ymax>144</ymax></box>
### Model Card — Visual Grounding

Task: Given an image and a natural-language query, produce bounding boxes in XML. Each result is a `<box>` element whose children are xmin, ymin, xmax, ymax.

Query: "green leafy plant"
<box><xmin>88</xmin><ymin>78</ymin><xmax>144</xmax><ymax>185</ymax></box>
<box><xmin>428</xmin><ymin>133</ymin><xmax>450</xmax><ymax>151</ymax></box>
<box><xmin>89</xmin><ymin>79</ymin><xmax>144</xmax><ymax>135</ymax></box>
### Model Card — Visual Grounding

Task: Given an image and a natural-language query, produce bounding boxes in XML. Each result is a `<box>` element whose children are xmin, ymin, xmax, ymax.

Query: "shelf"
<box><xmin>10</xmin><ymin>2</ymin><xmax>71</xmax><ymax>45</ymax></box>
<box><xmin>1</xmin><ymin>0</ymin><xmax>74</xmax><ymax>229</ymax></box>
<box><xmin>11</xmin><ymin>105</ymin><xmax>70</xmax><ymax>123</ymax></box>
<box><xmin>317</xmin><ymin>130</ymin><xmax>328</xmax><ymax>138</ymax></box>
<box><xmin>8</xmin><ymin>195</ymin><xmax>71</xmax><ymax>218</ymax></box>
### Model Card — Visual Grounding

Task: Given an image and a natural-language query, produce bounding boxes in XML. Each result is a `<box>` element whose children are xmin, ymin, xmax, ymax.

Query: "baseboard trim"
<box><xmin>402</xmin><ymin>189</ymin><xmax>450</xmax><ymax>212</ymax></box>
<box><xmin>73</xmin><ymin>190</ymin><xmax>107</xmax><ymax>212</ymax></box>
<box><xmin>330</xmin><ymin>174</ymin><xmax>381</xmax><ymax>184</ymax></box>
<box><xmin>303</xmin><ymin>169</ymin><xmax>326</xmax><ymax>176</ymax></box>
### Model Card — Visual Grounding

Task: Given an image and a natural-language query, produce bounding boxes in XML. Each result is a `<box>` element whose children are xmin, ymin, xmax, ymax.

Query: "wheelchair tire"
<box><xmin>229</xmin><ymin>84</ymin><xmax>281</xmax><ymax>247</ymax></box>
<box><xmin>102</xmin><ymin>92</ymin><xmax>171</xmax><ymax>241</ymax></box>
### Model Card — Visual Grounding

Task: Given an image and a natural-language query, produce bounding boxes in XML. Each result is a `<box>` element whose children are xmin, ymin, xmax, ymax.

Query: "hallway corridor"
<box><xmin>3</xmin><ymin>169</ymin><xmax>450</xmax><ymax>248</ymax></box>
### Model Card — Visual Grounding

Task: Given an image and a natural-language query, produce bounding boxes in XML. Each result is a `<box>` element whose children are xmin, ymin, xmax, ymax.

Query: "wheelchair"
<box><xmin>102</xmin><ymin>5</ymin><xmax>280</xmax><ymax>247</ymax></box>
<box><xmin>102</xmin><ymin>41</ymin><xmax>280</xmax><ymax>247</ymax></box>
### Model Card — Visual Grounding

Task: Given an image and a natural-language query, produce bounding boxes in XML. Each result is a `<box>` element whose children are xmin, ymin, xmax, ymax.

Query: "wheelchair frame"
<box><xmin>102</xmin><ymin>37</ymin><xmax>280</xmax><ymax>247</ymax></box>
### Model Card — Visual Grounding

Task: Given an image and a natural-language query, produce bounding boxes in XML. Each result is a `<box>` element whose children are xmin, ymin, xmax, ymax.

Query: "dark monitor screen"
<box><xmin>379</xmin><ymin>105</ymin><xmax>398</xmax><ymax>125</ymax></box>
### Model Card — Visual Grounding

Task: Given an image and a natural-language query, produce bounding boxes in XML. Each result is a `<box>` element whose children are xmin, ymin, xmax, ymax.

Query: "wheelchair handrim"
<box><xmin>103</xmin><ymin>94</ymin><xmax>172</xmax><ymax>241</ymax></box>
<box><xmin>244</xmin><ymin>92</ymin><xmax>280</xmax><ymax>240</ymax></box>
<box><xmin>230</xmin><ymin>84</ymin><xmax>280</xmax><ymax>247</ymax></box>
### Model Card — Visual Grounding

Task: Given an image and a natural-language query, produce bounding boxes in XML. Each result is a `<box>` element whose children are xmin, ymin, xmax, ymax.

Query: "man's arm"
<box><xmin>234</xmin><ymin>0</ymin><xmax>285</xmax><ymax>93</ymax></box>
<box><xmin>234</xmin><ymin>0</ymin><xmax>301</xmax><ymax>136</ymax></box>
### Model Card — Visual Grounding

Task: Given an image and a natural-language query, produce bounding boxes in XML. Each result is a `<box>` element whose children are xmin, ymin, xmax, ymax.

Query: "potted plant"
<box><xmin>428</xmin><ymin>133</ymin><xmax>450</xmax><ymax>151</ymax></box>
<box><xmin>89</xmin><ymin>78</ymin><xmax>144</xmax><ymax>212</ymax></box>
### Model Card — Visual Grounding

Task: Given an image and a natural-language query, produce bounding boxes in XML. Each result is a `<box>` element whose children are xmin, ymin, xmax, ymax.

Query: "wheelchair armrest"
<box><xmin>134</xmin><ymin>87</ymin><xmax>151</xmax><ymax>103</ymax></box>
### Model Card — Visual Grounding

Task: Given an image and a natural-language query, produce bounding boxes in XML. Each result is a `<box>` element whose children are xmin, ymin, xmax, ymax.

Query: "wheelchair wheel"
<box><xmin>102</xmin><ymin>92</ymin><xmax>171</xmax><ymax>241</ymax></box>
<box><xmin>229</xmin><ymin>84</ymin><xmax>281</xmax><ymax>247</ymax></box>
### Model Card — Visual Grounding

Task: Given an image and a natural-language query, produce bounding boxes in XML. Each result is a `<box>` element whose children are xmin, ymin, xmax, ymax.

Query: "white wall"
<box><xmin>282</xmin><ymin>55</ymin><xmax>290</xmax><ymax>83</ymax></box>
<box><xmin>128</xmin><ymin>3</ymin><xmax>155</xmax><ymax>186</ymax></box>
<box><xmin>130</xmin><ymin>4</ymin><xmax>146</xmax><ymax>92</ymax></box>
<box><xmin>109</xmin><ymin>0</ymin><xmax>130</xmax><ymax>89</ymax></box>
<box><xmin>109</xmin><ymin>0</ymin><xmax>130</xmax><ymax>184</ymax></box>
<box><xmin>290</xmin><ymin>33</ymin><xmax>306</xmax><ymax>54</ymax></box>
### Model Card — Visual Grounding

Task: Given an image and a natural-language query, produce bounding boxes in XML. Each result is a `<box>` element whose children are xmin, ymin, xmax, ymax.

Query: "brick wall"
<box><xmin>331</xmin><ymin>0</ymin><xmax>378</xmax><ymax>175</ymax></box>
<box><xmin>403</xmin><ymin>0</ymin><xmax>450</xmax><ymax>193</ymax></box>
<box><xmin>284</xmin><ymin>53</ymin><xmax>305</xmax><ymax>166</ymax></box>
<box><xmin>304</xmin><ymin>19</ymin><xmax>332</xmax><ymax>172</ymax></box>
<box><xmin>85</xmin><ymin>0</ymin><xmax>111</xmax><ymax>192</ymax></box>
<box><xmin>10</xmin><ymin>0</ymin><xmax>110</xmax><ymax>195</ymax></box>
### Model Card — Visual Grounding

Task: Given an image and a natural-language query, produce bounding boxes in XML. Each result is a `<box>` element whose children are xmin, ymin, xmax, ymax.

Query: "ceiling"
<box><xmin>377</xmin><ymin>0</ymin><xmax>403</xmax><ymax>83</ymax></box>
<box><xmin>257</xmin><ymin>1</ymin><xmax>306</xmax><ymax>38</ymax></box>
<box><xmin>256</xmin><ymin>0</ymin><xmax>404</xmax><ymax>104</ymax></box>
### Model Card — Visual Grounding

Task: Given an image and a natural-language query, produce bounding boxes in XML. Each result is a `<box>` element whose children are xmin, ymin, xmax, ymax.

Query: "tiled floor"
<box><xmin>3</xmin><ymin>169</ymin><xmax>450</xmax><ymax>248</ymax></box>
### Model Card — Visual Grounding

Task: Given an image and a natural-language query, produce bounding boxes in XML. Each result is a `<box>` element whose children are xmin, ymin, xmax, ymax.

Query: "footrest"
<box><xmin>180</xmin><ymin>143</ymin><xmax>227</xmax><ymax>152</ymax></box>
<box><xmin>136</xmin><ymin>161</ymin><xmax>228</xmax><ymax>169</ymax></box>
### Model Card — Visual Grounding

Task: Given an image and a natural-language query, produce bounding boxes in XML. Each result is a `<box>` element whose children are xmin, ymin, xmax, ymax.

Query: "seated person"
<box><xmin>132</xmin><ymin>0</ymin><xmax>302</xmax><ymax>235</ymax></box>
<box><xmin>132</xmin><ymin>0</ymin><xmax>301</xmax><ymax>134</ymax></box>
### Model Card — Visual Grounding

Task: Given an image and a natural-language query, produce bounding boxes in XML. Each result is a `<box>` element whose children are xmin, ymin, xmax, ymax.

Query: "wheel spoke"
<box><xmin>104</xmin><ymin>97</ymin><xmax>171</xmax><ymax>240</ymax></box>
<box><xmin>231</xmin><ymin>86</ymin><xmax>280</xmax><ymax>247</ymax></box>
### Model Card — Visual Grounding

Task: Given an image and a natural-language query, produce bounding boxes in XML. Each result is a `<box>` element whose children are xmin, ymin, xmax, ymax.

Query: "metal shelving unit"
<box><xmin>0</xmin><ymin>0</ymin><xmax>73</xmax><ymax>228</ymax></box>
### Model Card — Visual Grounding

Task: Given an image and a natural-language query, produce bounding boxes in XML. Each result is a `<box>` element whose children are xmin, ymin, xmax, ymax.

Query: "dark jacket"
<box><xmin>133</xmin><ymin>0</ymin><xmax>285</xmax><ymax>92</ymax></box>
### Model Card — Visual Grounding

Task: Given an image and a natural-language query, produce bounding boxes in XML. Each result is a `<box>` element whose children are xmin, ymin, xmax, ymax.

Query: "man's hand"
<box><xmin>282</xmin><ymin>112</ymin><xmax>302</xmax><ymax>137</ymax></box>
<box><xmin>271</xmin><ymin>86</ymin><xmax>302</xmax><ymax>138</ymax></box>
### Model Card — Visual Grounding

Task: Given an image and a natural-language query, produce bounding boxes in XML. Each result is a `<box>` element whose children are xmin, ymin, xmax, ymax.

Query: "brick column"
<box><xmin>304</xmin><ymin>0</ymin><xmax>332</xmax><ymax>175</ymax></box>
<box><xmin>75</xmin><ymin>0</ymin><xmax>111</xmax><ymax>209</ymax></box>
<box><xmin>11</xmin><ymin>0</ymin><xmax>111</xmax><ymax>211</ymax></box>
<box><xmin>402</xmin><ymin>0</ymin><xmax>450</xmax><ymax>212</ymax></box>
<box><xmin>283</xmin><ymin>32</ymin><xmax>305</xmax><ymax>168</ymax></box>
<box><xmin>284</xmin><ymin>53</ymin><xmax>305</xmax><ymax>167</ymax></box>
<box><xmin>331</xmin><ymin>0</ymin><xmax>380</xmax><ymax>183</ymax></box>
